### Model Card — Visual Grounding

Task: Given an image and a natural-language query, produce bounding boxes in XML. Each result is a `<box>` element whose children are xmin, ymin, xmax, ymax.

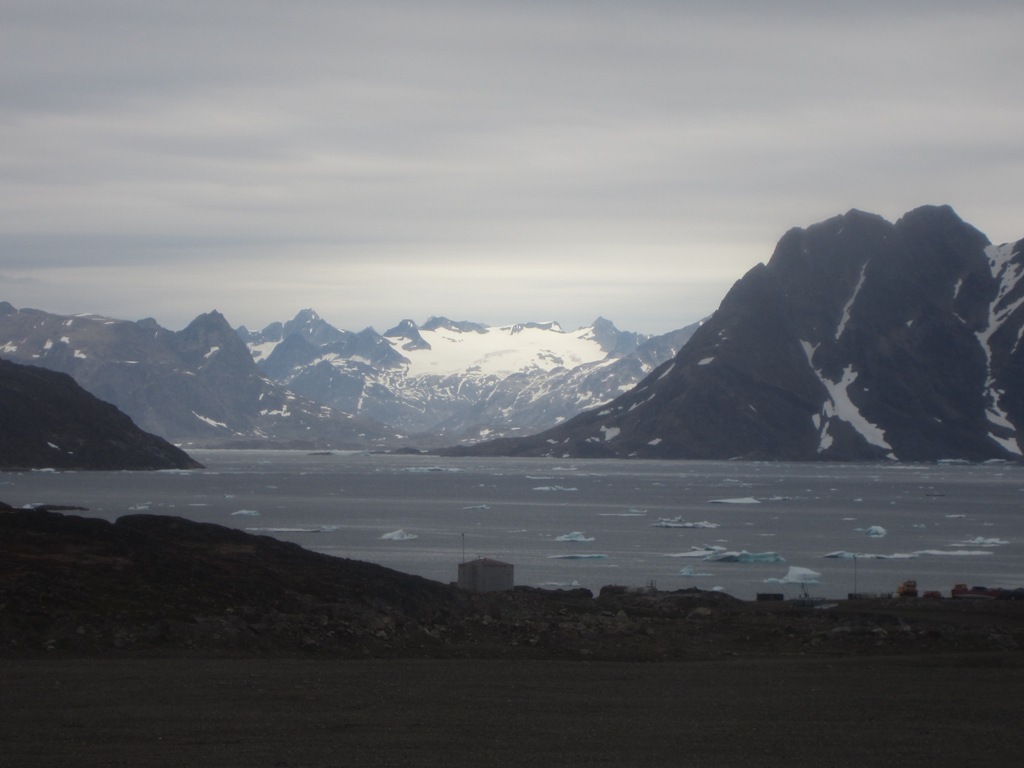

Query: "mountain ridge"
<box><xmin>0</xmin><ymin>358</ymin><xmax>201</xmax><ymax>470</ymax></box>
<box><xmin>444</xmin><ymin>205</ymin><xmax>1024</xmax><ymax>462</ymax></box>
<box><xmin>239</xmin><ymin>313</ymin><xmax>699</xmax><ymax>442</ymax></box>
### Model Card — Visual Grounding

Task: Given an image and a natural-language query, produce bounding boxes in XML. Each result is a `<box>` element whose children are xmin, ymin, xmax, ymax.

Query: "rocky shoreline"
<box><xmin>4</xmin><ymin>506</ymin><xmax>1024</xmax><ymax>767</ymax></box>
<box><xmin>3</xmin><ymin>506</ymin><xmax>1022</xmax><ymax>660</ymax></box>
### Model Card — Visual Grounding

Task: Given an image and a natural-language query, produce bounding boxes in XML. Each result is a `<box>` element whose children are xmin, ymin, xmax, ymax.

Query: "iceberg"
<box><xmin>381</xmin><ymin>529</ymin><xmax>418</xmax><ymax>541</ymax></box>
<box><xmin>555</xmin><ymin>531</ymin><xmax>595</xmax><ymax>542</ymax></box>
<box><xmin>664</xmin><ymin>545</ymin><xmax>727</xmax><ymax>558</ymax></box>
<box><xmin>952</xmin><ymin>536</ymin><xmax>1008</xmax><ymax>547</ymax></box>
<box><xmin>914</xmin><ymin>549</ymin><xmax>993</xmax><ymax>557</ymax></box>
<box><xmin>765</xmin><ymin>566</ymin><xmax>821</xmax><ymax>585</ymax></box>
<box><xmin>708</xmin><ymin>497</ymin><xmax>760</xmax><ymax>504</ymax></box>
<box><xmin>822</xmin><ymin>551</ymin><xmax>918</xmax><ymax>560</ymax></box>
<box><xmin>652</xmin><ymin>517</ymin><xmax>720</xmax><ymax>529</ymax></box>
<box><xmin>706</xmin><ymin>550</ymin><xmax>785</xmax><ymax>563</ymax></box>
<box><xmin>678</xmin><ymin>565</ymin><xmax>713</xmax><ymax>577</ymax></box>
<box><xmin>864</xmin><ymin>525</ymin><xmax>887</xmax><ymax>537</ymax></box>
<box><xmin>231</xmin><ymin>509</ymin><xmax>260</xmax><ymax>516</ymax></box>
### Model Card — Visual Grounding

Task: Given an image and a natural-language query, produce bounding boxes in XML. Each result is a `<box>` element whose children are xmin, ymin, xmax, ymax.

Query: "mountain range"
<box><xmin>0</xmin><ymin>303</ymin><xmax>386</xmax><ymax>449</ymax></box>
<box><xmin>448</xmin><ymin>205</ymin><xmax>1024</xmax><ymax>462</ymax></box>
<box><xmin>0</xmin><ymin>301</ymin><xmax>695</xmax><ymax>449</ymax></box>
<box><xmin>5</xmin><ymin>204</ymin><xmax>1020</xmax><ymax>463</ymax></box>
<box><xmin>238</xmin><ymin>313</ymin><xmax>698</xmax><ymax>442</ymax></box>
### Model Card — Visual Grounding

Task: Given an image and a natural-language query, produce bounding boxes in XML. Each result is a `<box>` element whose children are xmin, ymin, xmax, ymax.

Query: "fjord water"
<box><xmin>4</xmin><ymin>451</ymin><xmax>1022</xmax><ymax>600</ymax></box>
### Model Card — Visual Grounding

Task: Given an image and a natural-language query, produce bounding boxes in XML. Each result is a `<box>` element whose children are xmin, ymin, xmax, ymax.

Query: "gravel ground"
<box><xmin>3</xmin><ymin>653</ymin><xmax>1022</xmax><ymax>767</ymax></box>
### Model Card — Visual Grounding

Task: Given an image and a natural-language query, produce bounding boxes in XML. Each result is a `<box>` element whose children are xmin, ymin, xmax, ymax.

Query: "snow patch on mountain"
<box><xmin>393</xmin><ymin>322</ymin><xmax>610</xmax><ymax>377</ymax></box>
<box><xmin>976</xmin><ymin>242</ymin><xmax>1023</xmax><ymax>455</ymax></box>
<box><xmin>801</xmin><ymin>340</ymin><xmax>893</xmax><ymax>456</ymax></box>
<box><xmin>836</xmin><ymin>262</ymin><xmax>868</xmax><ymax>340</ymax></box>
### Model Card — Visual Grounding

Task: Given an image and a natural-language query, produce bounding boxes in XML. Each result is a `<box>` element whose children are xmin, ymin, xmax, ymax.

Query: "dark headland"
<box><xmin>2</xmin><ymin>507</ymin><xmax>1021</xmax><ymax>767</ymax></box>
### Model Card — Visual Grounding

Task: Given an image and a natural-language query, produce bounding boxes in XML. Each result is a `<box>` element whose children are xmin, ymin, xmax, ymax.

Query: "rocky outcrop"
<box><xmin>0</xmin><ymin>359</ymin><xmax>201</xmax><ymax>470</ymax></box>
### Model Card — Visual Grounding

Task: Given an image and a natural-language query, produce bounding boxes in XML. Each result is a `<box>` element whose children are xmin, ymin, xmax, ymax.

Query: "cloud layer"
<box><xmin>2</xmin><ymin>1</ymin><xmax>1022</xmax><ymax>333</ymax></box>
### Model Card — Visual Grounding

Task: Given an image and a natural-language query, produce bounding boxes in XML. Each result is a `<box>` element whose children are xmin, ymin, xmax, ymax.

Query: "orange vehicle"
<box><xmin>896</xmin><ymin>579</ymin><xmax>918</xmax><ymax>598</ymax></box>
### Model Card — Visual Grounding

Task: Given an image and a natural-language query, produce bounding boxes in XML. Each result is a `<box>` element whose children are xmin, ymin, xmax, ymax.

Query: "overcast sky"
<box><xmin>2</xmin><ymin>1</ymin><xmax>1022</xmax><ymax>335</ymax></box>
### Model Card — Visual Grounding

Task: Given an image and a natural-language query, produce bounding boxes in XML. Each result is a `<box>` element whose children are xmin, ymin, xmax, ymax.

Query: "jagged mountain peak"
<box><xmin>508</xmin><ymin>321</ymin><xmax>563</xmax><ymax>334</ymax></box>
<box><xmin>421</xmin><ymin>317</ymin><xmax>488</xmax><ymax>334</ymax></box>
<box><xmin>449</xmin><ymin>206</ymin><xmax>1024</xmax><ymax>462</ymax></box>
<box><xmin>0</xmin><ymin>305</ymin><xmax>388</xmax><ymax>448</ymax></box>
<box><xmin>237</xmin><ymin>311</ymin><xmax>699</xmax><ymax>442</ymax></box>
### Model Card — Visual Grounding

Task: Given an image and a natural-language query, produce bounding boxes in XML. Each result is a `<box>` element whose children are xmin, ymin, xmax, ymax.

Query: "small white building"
<box><xmin>457</xmin><ymin>557</ymin><xmax>514</xmax><ymax>593</ymax></box>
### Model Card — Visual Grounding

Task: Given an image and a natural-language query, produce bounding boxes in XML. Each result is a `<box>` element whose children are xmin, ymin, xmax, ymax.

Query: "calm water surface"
<box><xmin>3</xmin><ymin>451</ymin><xmax>1023</xmax><ymax>600</ymax></box>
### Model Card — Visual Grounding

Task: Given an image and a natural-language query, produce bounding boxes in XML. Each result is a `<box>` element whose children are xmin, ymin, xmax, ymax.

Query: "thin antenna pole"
<box><xmin>461</xmin><ymin>532</ymin><xmax>465</xmax><ymax>564</ymax></box>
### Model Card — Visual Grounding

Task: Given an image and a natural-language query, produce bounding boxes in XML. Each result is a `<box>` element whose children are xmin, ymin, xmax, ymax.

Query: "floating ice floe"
<box><xmin>600</xmin><ymin>509</ymin><xmax>648</xmax><ymax>517</ymax></box>
<box><xmin>765</xmin><ymin>566</ymin><xmax>821</xmax><ymax>585</ymax></box>
<box><xmin>709</xmin><ymin>497</ymin><xmax>760</xmax><ymax>504</ymax></box>
<box><xmin>864</xmin><ymin>525</ymin><xmax>887</xmax><ymax>537</ymax></box>
<box><xmin>707</xmin><ymin>550</ymin><xmax>785</xmax><ymax>563</ymax></box>
<box><xmin>548</xmin><ymin>554</ymin><xmax>608</xmax><ymax>560</ymax></box>
<box><xmin>461</xmin><ymin>504</ymin><xmax>491</xmax><ymax>511</ymax></box>
<box><xmin>952</xmin><ymin>536</ymin><xmax>1008</xmax><ymax>547</ymax></box>
<box><xmin>822</xmin><ymin>551</ymin><xmax>917</xmax><ymax>560</ymax></box>
<box><xmin>381</xmin><ymin>529</ymin><xmax>418</xmax><ymax>541</ymax></box>
<box><xmin>652</xmin><ymin>518</ymin><xmax>719</xmax><ymax>529</ymax></box>
<box><xmin>678</xmin><ymin>565</ymin><xmax>713</xmax><ymax>577</ymax></box>
<box><xmin>533</xmin><ymin>486</ymin><xmax>578</xmax><ymax>492</ymax></box>
<box><xmin>555</xmin><ymin>531</ymin><xmax>595</xmax><ymax>542</ymax></box>
<box><xmin>915</xmin><ymin>549</ymin><xmax>993</xmax><ymax>557</ymax></box>
<box><xmin>664</xmin><ymin>545</ymin><xmax>727</xmax><ymax>558</ymax></box>
<box><xmin>231</xmin><ymin>509</ymin><xmax>260</xmax><ymax>516</ymax></box>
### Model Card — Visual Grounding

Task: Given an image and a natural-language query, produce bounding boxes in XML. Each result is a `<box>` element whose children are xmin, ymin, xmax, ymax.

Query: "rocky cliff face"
<box><xmin>450</xmin><ymin>206</ymin><xmax>1024</xmax><ymax>461</ymax></box>
<box><xmin>0</xmin><ymin>359</ymin><xmax>201</xmax><ymax>470</ymax></box>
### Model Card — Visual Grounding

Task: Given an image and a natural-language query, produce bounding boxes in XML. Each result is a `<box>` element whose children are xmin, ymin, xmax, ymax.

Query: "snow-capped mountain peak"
<box><xmin>237</xmin><ymin>312</ymin><xmax>698</xmax><ymax>442</ymax></box>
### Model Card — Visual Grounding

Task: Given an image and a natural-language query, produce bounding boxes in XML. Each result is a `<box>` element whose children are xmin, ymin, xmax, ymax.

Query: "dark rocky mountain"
<box><xmin>0</xmin><ymin>306</ymin><xmax>389</xmax><ymax>449</ymax></box>
<box><xmin>241</xmin><ymin>310</ymin><xmax>699</xmax><ymax>443</ymax></box>
<box><xmin>0</xmin><ymin>359</ymin><xmax>200</xmax><ymax>470</ymax></box>
<box><xmin>448</xmin><ymin>206</ymin><xmax>1024</xmax><ymax>462</ymax></box>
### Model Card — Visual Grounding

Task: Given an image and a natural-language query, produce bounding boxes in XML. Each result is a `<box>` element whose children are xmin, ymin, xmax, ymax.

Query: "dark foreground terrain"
<box><xmin>2</xmin><ymin>507</ymin><xmax>1023</xmax><ymax>766</ymax></box>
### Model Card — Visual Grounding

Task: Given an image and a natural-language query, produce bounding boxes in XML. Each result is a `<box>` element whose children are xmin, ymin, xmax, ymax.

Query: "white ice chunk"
<box><xmin>765</xmin><ymin>566</ymin><xmax>821</xmax><ymax>584</ymax></box>
<box><xmin>555</xmin><ymin>531</ymin><xmax>595</xmax><ymax>542</ymax></box>
<box><xmin>678</xmin><ymin>565</ymin><xmax>713</xmax><ymax>577</ymax></box>
<box><xmin>381</xmin><ymin>529</ymin><xmax>418</xmax><ymax>540</ymax></box>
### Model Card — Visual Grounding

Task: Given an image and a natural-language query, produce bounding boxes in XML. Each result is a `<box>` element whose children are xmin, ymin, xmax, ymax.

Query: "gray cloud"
<box><xmin>2</xmin><ymin>1</ymin><xmax>1022</xmax><ymax>333</ymax></box>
